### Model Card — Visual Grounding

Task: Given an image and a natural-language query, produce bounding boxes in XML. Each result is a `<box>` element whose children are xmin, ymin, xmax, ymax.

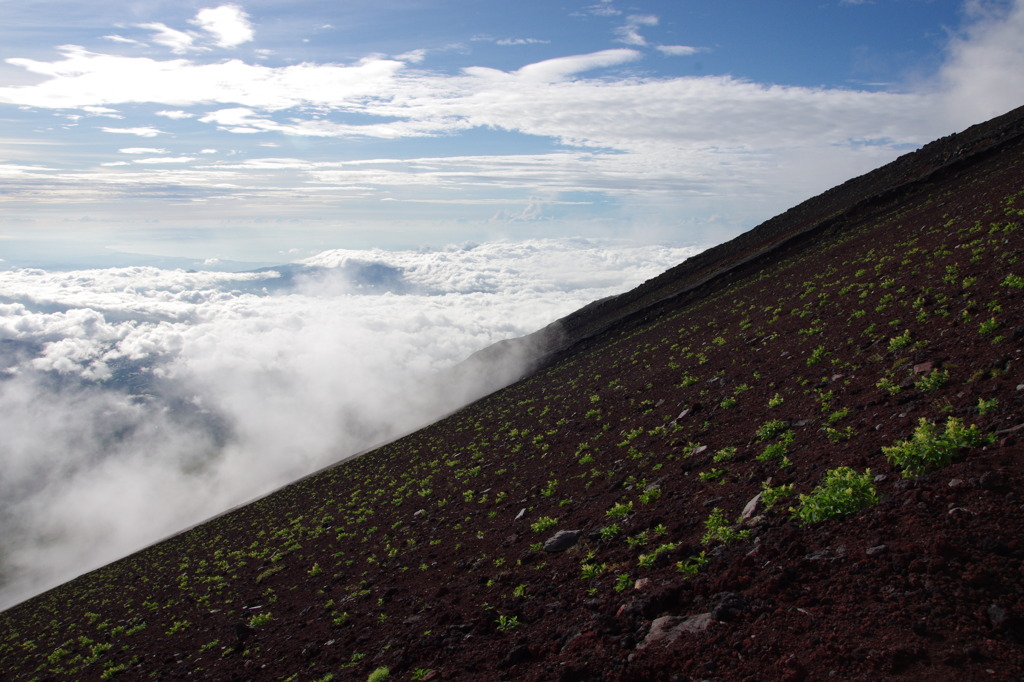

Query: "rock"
<box><xmin>637</xmin><ymin>613</ymin><xmax>714</xmax><ymax>650</ymax></box>
<box><xmin>515</xmin><ymin>508</ymin><xmax>526</xmax><ymax>521</ymax></box>
<box><xmin>866</xmin><ymin>544</ymin><xmax>888</xmax><ymax>557</ymax></box>
<box><xmin>710</xmin><ymin>593</ymin><xmax>748</xmax><ymax>622</ymax></box>
<box><xmin>987</xmin><ymin>604</ymin><xmax>1009</xmax><ymax>628</ymax></box>
<box><xmin>979</xmin><ymin>470</ymin><xmax>1006</xmax><ymax>490</ymax></box>
<box><xmin>948</xmin><ymin>478</ymin><xmax>966</xmax><ymax>488</ymax></box>
<box><xmin>497</xmin><ymin>645</ymin><xmax>532</xmax><ymax>668</ymax></box>
<box><xmin>913</xmin><ymin>361</ymin><xmax>934</xmax><ymax>374</ymax></box>
<box><xmin>543</xmin><ymin>529</ymin><xmax>582</xmax><ymax>553</ymax></box>
<box><xmin>741</xmin><ymin>492</ymin><xmax>763</xmax><ymax>519</ymax></box>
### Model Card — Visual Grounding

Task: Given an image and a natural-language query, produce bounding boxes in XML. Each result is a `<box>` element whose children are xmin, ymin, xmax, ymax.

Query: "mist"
<box><xmin>0</xmin><ymin>238</ymin><xmax>703</xmax><ymax>610</ymax></box>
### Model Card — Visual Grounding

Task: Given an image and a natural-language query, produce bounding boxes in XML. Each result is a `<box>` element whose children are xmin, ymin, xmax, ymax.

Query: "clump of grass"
<box><xmin>882</xmin><ymin>417</ymin><xmax>993</xmax><ymax>477</ymax></box>
<box><xmin>791</xmin><ymin>467</ymin><xmax>878</xmax><ymax>525</ymax></box>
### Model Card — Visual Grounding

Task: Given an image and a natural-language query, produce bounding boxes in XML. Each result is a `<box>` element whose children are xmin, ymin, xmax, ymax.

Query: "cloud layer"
<box><xmin>0</xmin><ymin>238</ymin><xmax>703</xmax><ymax>609</ymax></box>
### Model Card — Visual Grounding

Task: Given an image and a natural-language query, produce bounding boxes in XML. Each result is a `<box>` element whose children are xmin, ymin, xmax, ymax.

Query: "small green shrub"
<box><xmin>605</xmin><ymin>501</ymin><xmax>634</xmax><ymax>519</ymax></box>
<box><xmin>530</xmin><ymin>516</ymin><xmax>558</xmax><ymax>534</ymax></box>
<box><xmin>914</xmin><ymin>369</ymin><xmax>948</xmax><ymax>392</ymax></box>
<box><xmin>887</xmin><ymin>329</ymin><xmax>913</xmax><ymax>352</ymax></box>
<box><xmin>791</xmin><ymin>467</ymin><xmax>878</xmax><ymax>525</ymax></box>
<box><xmin>700</xmin><ymin>508</ymin><xmax>750</xmax><ymax>545</ymax></box>
<box><xmin>247</xmin><ymin>611</ymin><xmax>272</xmax><ymax>628</ymax></box>
<box><xmin>675</xmin><ymin>551</ymin><xmax>708</xmax><ymax>577</ymax></box>
<box><xmin>755</xmin><ymin>419</ymin><xmax>789</xmax><ymax>441</ymax></box>
<box><xmin>977</xmin><ymin>397</ymin><xmax>999</xmax><ymax>414</ymax></box>
<box><xmin>760</xmin><ymin>481</ymin><xmax>794</xmax><ymax>508</ymax></box>
<box><xmin>1001</xmin><ymin>273</ymin><xmax>1024</xmax><ymax>289</ymax></box>
<box><xmin>806</xmin><ymin>345</ymin><xmax>827</xmax><ymax>366</ymax></box>
<box><xmin>882</xmin><ymin>417</ymin><xmax>993</xmax><ymax>477</ymax></box>
<box><xmin>495</xmin><ymin>615</ymin><xmax>520</xmax><ymax>632</ymax></box>
<box><xmin>598</xmin><ymin>523</ymin><xmax>622</xmax><ymax>540</ymax></box>
<box><xmin>367</xmin><ymin>667</ymin><xmax>390</xmax><ymax>682</ymax></box>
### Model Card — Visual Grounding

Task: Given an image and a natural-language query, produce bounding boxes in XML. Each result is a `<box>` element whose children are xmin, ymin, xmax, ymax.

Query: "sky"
<box><xmin>0</xmin><ymin>0</ymin><xmax>1022</xmax><ymax>265</ymax></box>
<box><xmin>2</xmin><ymin>0</ymin><xmax>1024</xmax><ymax>610</ymax></box>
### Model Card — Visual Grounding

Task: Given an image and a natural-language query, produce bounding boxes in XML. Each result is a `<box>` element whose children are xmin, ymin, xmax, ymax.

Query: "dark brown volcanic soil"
<box><xmin>4</xmin><ymin>108</ymin><xmax>1024</xmax><ymax>681</ymax></box>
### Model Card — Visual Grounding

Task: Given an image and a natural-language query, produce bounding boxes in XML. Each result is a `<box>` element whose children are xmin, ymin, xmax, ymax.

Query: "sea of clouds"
<box><xmin>0</xmin><ymin>237</ymin><xmax>703</xmax><ymax>609</ymax></box>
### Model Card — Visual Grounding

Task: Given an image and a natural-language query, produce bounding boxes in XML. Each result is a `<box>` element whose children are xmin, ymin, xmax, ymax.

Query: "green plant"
<box><xmin>496</xmin><ymin>614</ymin><xmax>520</xmax><ymax>632</ymax></box>
<box><xmin>1001</xmin><ymin>273</ymin><xmax>1024</xmax><ymax>289</ymax></box>
<box><xmin>713</xmin><ymin>446</ymin><xmax>736</xmax><ymax>462</ymax></box>
<box><xmin>411</xmin><ymin>670</ymin><xmax>434</xmax><ymax>681</ymax></box>
<box><xmin>887</xmin><ymin>329</ymin><xmax>913</xmax><ymax>352</ymax></box>
<box><xmin>614</xmin><ymin>573</ymin><xmax>633</xmax><ymax>592</ymax></box>
<box><xmin>791</xmin><ymin>467</ymin><xmax>878</xmax><ymax>525</ymax></box>
<box><xmin>701</xmin><ymin>508</ymin><xmax>750</xmax><ymax>545</ymax></box>
<box><xmin>598</xmin><ymin>523</ymin><xmax>622</xmax><ymax>540</ymax></box>
<box><xmin>806</xmin><ymin>345</ymin><xmax>827</xmax><ymax>366</ymax></box>
<box><xmin>760</xmin><ymin>481</ymin><xmax>795</xmax><ymax>508</ymax></box>
<box><xmin>978</xmin><ymin>397</ymin><xmax>999</xmax><ymax>414</ymax></box>
<box><xmin>606</xmin><ymin>501</ymin><xmax>634</xmax><ymax>519</ymax></box>
<box><xmin>675</xmin><ymin>551</ymin><xmax>708</xmax><ymax>577</ymax></box>
<box><xmin>755</xmin><ymin>419</ymin><xmax>789</xmax><ymax>441</ymax></box>
<box><xmin>367</xmin><ymin>667</ymin><xmax>390</xmax><ymax>682</ymax></box>
<box><xmin>530</xmin><ymin>516</ymin><xmax>558</xmax><ymax>534</ymax></box>
<box><xmin>767</xmin><ymin>393</ymin><xmax>784</xmax><ymax>408</ymax></box>
<box><xmin>914</xmin><ymin>369</ymin><xmax>948</xmax><ymax>392</ymax></box>
<box><xmin>719</xmin><ymin>396</ymin><xmax>738</xmax><ymax>409</ymax></box>
<box><xmin>882</xmin><ymin>417</ymin><xmax>993</xmax><ymax>477</ymax></box>
<box><xmin>247</xmin><ymin>611</ymin><xmax>273</xmax><ymax>628</ymax></box>
<box><xmin>698</xmin><ymin>468</ymin><xmax>726</xmax><ymax>483</ymax></box>
<box><xmin>638</xmin><ymin>541</ymin><xmax>679</xmax><ymax>568</ymax></box>
<box><xmin>978</xmin><ymin>316</ymin><xmax>1000</xmax><ymax>335</ymax></box>
<box><xmin>638</xmin><ymin>487</ymin><xmax>662</xmax><ymax>503</ymax></box>
<box><xmin>876</xmin><ymin>376</ymin><xmax>902</xmax><ymax>395</ymax></box>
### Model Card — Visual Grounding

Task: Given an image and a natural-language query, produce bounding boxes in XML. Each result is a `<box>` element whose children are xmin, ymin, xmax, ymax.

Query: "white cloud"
<box><xmin>137</xmin><ymin>22</ymin><xmax>199</xmax><ymax>54</ymax></box>
<box><xmin>937</xmin><ymin>0</ymin><xmax>1024</xmax><ymax>129</ymax></box>
<box><xmin>496</xmin><ymin>37</ymin><xmax>550</xmax><ymax>46</ymax></box>
<box><xmin>190</xmin><ymin>4</ymin><xmax>254</xmax><ymax>49</ymax></box>
<box><xmin>0</xmin><ymin>238</ymin><xmax>704</xmax><ymax>609</ymax></box>
<box><xmin>81</xmin><ymin>105</ymin><xmax>122</xmax><ymax>117</ymax></box>
<box><xmin>132</xmin><ymin>156</ymin><xmax>197</xmax><ymax>164</ymax></box>
<box><xmin>102</xmin><ymin>34</ymin><xmax>141</xmax><ymax>45</ymax></box>
<box><xmin>119</xmin><ymin>147</ymin><xmax>168</xmax><ymax>154</ymax></box>
<box><xmin>615</xmin><ymin>14</ymin><xmax>659</xmax><ymax>46</ymax></box>
<box><xmin>584</xmin><ymin>1</ymin><xmax>621</xmax><ymax>18</ymax></box>
<box><xmin>100</xmin><ymin>126</ymin><xmax>164</xmax><ymax>137</ymax></box>
<box><xmin>658</xmin><ymin>45</ymin><xmax>701</xmax><ymax>57</ymax></box>
<box><xmin>154</xmin><ymin>109</ymin><xmax>194</xmax><ymax>119</ymax></box>
<box><xmin>513</xmin><ymin>48</ymin><xmax>642</xmax><ymax>82</ymax></box>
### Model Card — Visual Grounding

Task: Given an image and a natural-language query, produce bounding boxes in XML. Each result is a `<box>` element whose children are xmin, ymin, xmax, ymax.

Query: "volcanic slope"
<box><xmin>4</xmin><ymin>108</ymin><xmax>1024</xmax><ymax>681</ymax></box>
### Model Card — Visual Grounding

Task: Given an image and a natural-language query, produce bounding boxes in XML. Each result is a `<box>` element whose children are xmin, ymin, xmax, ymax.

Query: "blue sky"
<box><xmin>2</xmin><ymin>0</ymin><xmax>1024</xmax><ymax>265</ymax></box>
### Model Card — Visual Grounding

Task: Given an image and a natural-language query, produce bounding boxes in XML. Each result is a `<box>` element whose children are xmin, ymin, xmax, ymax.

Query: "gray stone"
<box><xmin>866</xmin><ymin>544</ymin><xmax>888</xmax><ymax>557</ymax></box>
<box><xmin>637</xmin><ymin>613</ymin><xmax>714</xmax><ymax>650</ymax></box>
<box><xmin>543</xmin><ymin>529</ymin><xmax>582</xmax><ymax>553</ymax></box>
<box><xmin>741</xmin><ymin>492</ymin><xmax>763</xmax><ymax>519</ymax></box>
